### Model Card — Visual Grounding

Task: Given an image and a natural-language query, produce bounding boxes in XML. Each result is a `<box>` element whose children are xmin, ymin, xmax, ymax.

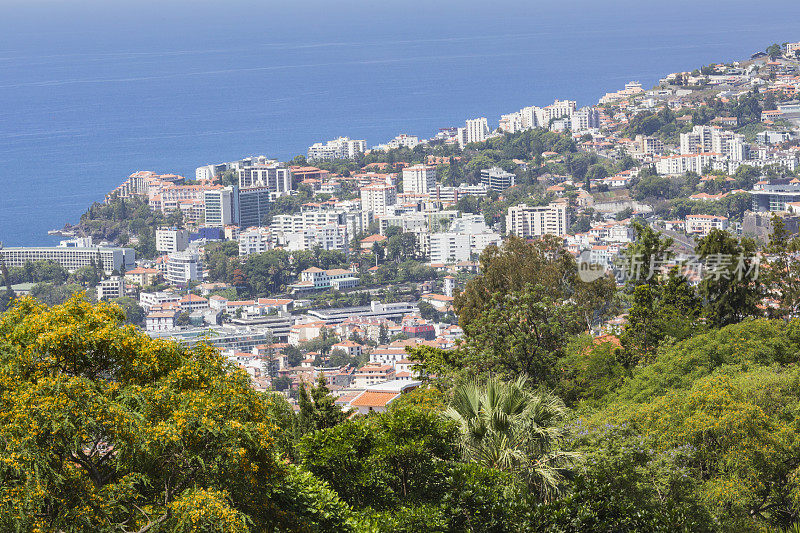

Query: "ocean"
<box><xmin>1</xmin><ymin>0</ymin><xmax>799</xmax><ymax>246</ymax></box>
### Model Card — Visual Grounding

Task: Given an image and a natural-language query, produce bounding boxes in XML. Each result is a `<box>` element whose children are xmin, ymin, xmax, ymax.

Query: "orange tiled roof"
<box><xmin>349</xmin><ymin>391</ymin><xmax>400</xmax><ymax>408</ymax></box>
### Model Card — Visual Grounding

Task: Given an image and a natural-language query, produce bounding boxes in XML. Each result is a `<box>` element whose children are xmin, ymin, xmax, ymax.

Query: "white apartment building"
<box><xmin>655</xmin><ymin>153</ymin><xmax>721</xmax><ymax>175</ymax></box>
<box><xmin>96</xmin><ymin>276</ymin><xmax>126</xmax><ymax>301</ymax></box>
<box><xmin>237</xmin><ymin>162</ymin><xmax>292</xmax><ymax>194</ymax></box>
<box><xmin>402</xmin><ymin>165</ymin><xmax>437</xmax><ymax>194</ymax></box>
<box><xmin>361</xmin><ymin>183</ymin><xmax>397</xmax><ymax>220</ymax></box>
<box><xmin>238</xmin><ymin>227</ymin><xmax>272</xmax><ymax>256</ymax></box>
<box><xmin>429</xmin><ymin>233</ymin><xmax>471</xmax><ymax>264</ymax></box>
<box><xmin>139</xmin><ymin>290</ymin><xmax>180</xmax><ymax>311</ymax></box>
<box><xmin>203</xmin><ymin>187</ymin><xmax>237</xmax><ymax>227</ymax></box>
<box><xmin>458</xmin><ymin>117</ymin><xmax>490</xmax><ymax>149</ymax></box>
<box><xmin>155</xmin><ymin>228</ymin><xmax>189</xmax><ymax>253</ymax></box>
<box><xmin>680</xmin><ymin>125</ymin><xmax>748</xmax><ymax>161</ymax></box>
<box><xmin>373</xmin><ymin>134</ymin><xmax>421</xmax><ymax>151</ymax></box>
<box><xmin>457</xmin><ymin>183</ymin><xmax>489</xmax><ymax>197</ymax></box>
<box><xmin>0</xmin><ymin>245</ymin><xmax>135</xmax><ymax>274</ymax></box>
<box><xmin>280</xmin><ymin>224</ymin><xmax>349</xmax><ymax>252</ymax></box>
<box><xmin>506</xmin><ymin>202</ymin><xmax>569</xmax><ymax>238</ymax></box>
<box><xmin>307</xmin><ymin>137</ymin><xmax>367</xmax><ymax>161</ymax></box>
<box><xmin>271</xmin><ymin>210</ymin><xmax>362</xmax><ymax>239</ymax></box>
<box><xmin>166</xmin><ymin>251</ymin><xmax>204</xmax><ymax>286</ymax></box>
<box><xmin>480</xmin><ymin>166</ymin><xmax>516</xmax><ymax>192</ymax></box>
<box><xmin>570</xmin><ymin>106</ymin><xmax>600</xmax><ymax>131</ymax></box>
<box><xmin>686</xmin><ymin>214</ymin><xmax>729</xmax><ymax>236</ymax></box>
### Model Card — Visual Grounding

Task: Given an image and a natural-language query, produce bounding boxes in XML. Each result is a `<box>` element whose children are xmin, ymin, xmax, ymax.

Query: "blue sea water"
<box><xmin>1</xmin><ymin>0</ymin><xmax>799</xmax><ymax>246</ymax></box>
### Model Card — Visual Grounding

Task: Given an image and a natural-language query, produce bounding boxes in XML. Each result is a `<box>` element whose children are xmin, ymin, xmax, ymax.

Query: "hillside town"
<box><xmin>3</xmin><ymin>40</ymin><xmax>800</xmax><ymax>412</ymax></box>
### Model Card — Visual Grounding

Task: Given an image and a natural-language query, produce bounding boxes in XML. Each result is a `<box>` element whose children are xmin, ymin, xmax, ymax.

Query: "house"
<box><xmin>685</xmin><ymin>214</ymin><xmax>729</xmax><ymax>236</ymax></box>
<box><xmin>124</xmin><ymin>267</ymin><xmax>160</xmax><ymax>286</ymax></box>
<box><xmin>348</xmin><ymin>380</ymin><xmax>422</xmax><ymax>414</ymax></box>
<box><xmin>420</xmin><ymin>293</ymin><xmax>454</xmax><ymax>312</ymax></box>
<box><xmin>289</xmin><ymin>267</ymin><xmax>360</xmax><ymax>293</ymax></box>
<box><xmin>360</xmin><ymin>234</ymin><xmax>388</xmax><ymax>250</ymax></box>
<box><xmin>331</xmin><ymin>340</ymin><xmax>363</xmax><ymax>358</ymax></box>
<box><xmin>178</xmin><ymin>293</ymin><xmax>209</xmax><ymax>312</ymax></box>
<box><xmin>288</xmin><ymin>321</ymin><xmax>327</xmax><ymax>345</ymax></box>
<box><xmin>351</xmin><ymin>364</ymin><xmax>396</xmax><ymax>389</ymax></box>
<box><xmin>145</xmin><ymin>309</ymin><xmax>179</xmax><ymax>332</ymax></box>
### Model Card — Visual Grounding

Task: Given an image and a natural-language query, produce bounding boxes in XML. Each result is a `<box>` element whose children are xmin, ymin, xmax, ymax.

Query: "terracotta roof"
<box><xmin>349</xmin><ymin>391</ymin><xmax>400</xmax><ymax>408</ymax></box>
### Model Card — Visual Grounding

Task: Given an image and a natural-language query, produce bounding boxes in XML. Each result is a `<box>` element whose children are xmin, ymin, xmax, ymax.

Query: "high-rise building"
<box><xmin>238</xmin><ymin>186</ymin><xmax>271</xmax><ymax>229</ymax></box>
<box><xmin>360</xmin><ymin>183</ymin><xmax>397</xmax><ymax>221</ymax></box>
<box><xmin>570</xmin><ymin>106</ymin><xmax>600</xmax><ymax>131</ymax></box>
<box><xmin>505</xmin><ymin>202</ymin><xmax>569</xmax><ymax>238</ymax></box>
<box><xmin>429</xmin><ymin>233</ymin><xmax>471</xmax><ymax>264</ymax></box>
<box><xmin>203</xmin><ymin>186</ymin><xmax>238</xmax><ymax>227</ymax></box>
<box><xmin>155</xmin><ymin>227</ymin><xmax>189</xmax><ymax>253</ymax></box>
<box><xmin>402</xmin><ymin>165</ymin><xmax>437</xmax><ymax>194</ymax></box>
<box><xmin>166</xmin><ymin>251</ymin><xmax>203</xmax><ymax>286</ymax></box>
<box><xmin>237</xmin><ymin>162</ymin><xmax>292</xmax><ymax>195</ymax></box>
<box><xmin>457</xmin><ymin>117</ymin><xmax>490</xmax><ymax>149</ymax></box>
<box><xmin>480</xmin><ymin>167</ymin><xmax>516</xmax><ymax>192</ymax></box>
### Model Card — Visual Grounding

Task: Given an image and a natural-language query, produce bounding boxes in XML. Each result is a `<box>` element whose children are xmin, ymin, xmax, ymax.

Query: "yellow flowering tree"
<box><xmin>0</xmin><ymin>295</ymin><xmax>353</xmax><ymax>532</ymax></box>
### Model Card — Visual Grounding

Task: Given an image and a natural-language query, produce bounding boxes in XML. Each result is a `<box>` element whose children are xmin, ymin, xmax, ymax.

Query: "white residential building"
<box><xmin>307</xmin><ymin>137</ymin><xmax>367</xmax><ymax>160</ymax></box>
<box><xmin>166</xmin><ymin>251</ymin><xmax>204</xmax><ymax>286</ymax></box>
<box><xmin>237</xmin><ymin>162</ymin><xmax>292</xmax><ymax>194</ymax></box>
<box><xmin>238</xmin><ymin>227</ymin><xmax>273</xmax><ymax>256</ymax></box>
<box><xmin>570</xmin><ymin>106</ymin><xmax>600</xmax><ymax>131</ymax></box>
<box><xmin>280</xmin><ymin>224</ymin><xmax>349</xmax><ymax>253</ymax></box>
<box><xmin>96</xmin><ymin>276</ymin><xmax>126</xmax><ymax>301</ymax></box>
<box><xmin>430</xmin><ymin>233</ymin><xmax>471</xmax><ymax>264</ymax></box>
<box><xmin>360</xmin><ymin>183</ymin><xmax>397</xmax><ymax>220</ymax></box>
<box><xmin>402</xmin><ymin>165</ymin><xmax>437</xmax><ymax>194</ymax></box>
<box><xmin>506</xmin><ymin>202</ymin><xmax>569</xmax><ymax>238</ymax></box>
<box><xmin>373</xmin><ymin>134</ymin><xmax>421</xmax><ymax>151</ymax></box>
<box><xmin>480</xmin><ymin>166</ymin><xmax>516</xmax><ymax>192</ymax></box>
<box><xmin>686</xmin><ymin>214</ymin><xmax>729</xmax><ymax>236</ymax></box>
<box><xmin>458</xmin><ymin>117</ymin><xmax>490</xmax><ymax>148</ymax></box>
<box><xmin>155</xmin><ymin>228</ymin><xmax>189</xmax><ymax>253</ymax></box>
<box><xmin>203</xmin><ymin>186</ymin><xmax>237</xmax><ymax>227</ymax></box>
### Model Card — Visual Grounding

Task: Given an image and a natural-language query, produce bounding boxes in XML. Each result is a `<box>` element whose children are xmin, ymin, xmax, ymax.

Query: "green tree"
<box><xmin>445</xmin><ymin>377</ymin><xmax>577</xmax><ymax>501</ymax></box>
<box><xmin>297</xmin><ymin>377</ymin><xmax>350</xmax><ymax>435</ymax></box>
<box><xmin>695</xmin><ymin>229</ymin><xmax>761</xmax><ymax>327</ymax></box>
<box><xmin>461</xmin><ymin>283</ymin><xmax>583</xmax><ymax>382</ymax></box>
<box><xmin>111</xmin><ymin>296</ymin><xmax>145</xmax><ymax>326</ymax></box>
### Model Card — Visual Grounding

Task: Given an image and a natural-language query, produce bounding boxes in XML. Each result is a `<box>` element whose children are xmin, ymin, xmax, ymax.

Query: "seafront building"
<box><xmin>307</xmin><ymin>137</ymin><xmax>367</xmax><ymax>161</ymax></box>
<box><xmin>0</xmin><ymin>243</ymin><xmax>135</xmax><ymax>274</ymax></box>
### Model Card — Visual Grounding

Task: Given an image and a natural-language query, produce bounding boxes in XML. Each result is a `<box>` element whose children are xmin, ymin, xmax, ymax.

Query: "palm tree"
<box><xmin>444</xmin><ymin>376</ymin><xmax>578</xmax><ymax>501</ymax></box>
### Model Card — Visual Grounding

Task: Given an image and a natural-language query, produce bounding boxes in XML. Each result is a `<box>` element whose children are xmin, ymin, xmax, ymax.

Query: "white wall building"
<box><xmin>307</xmin><ymin>137</ymin><xmax>367</xmax><ymax>161</ymax></box>
<box><xmin>402</xmin><ymin>165</ymin><xmax>437</xmax><ymax>194</ymax></box>
<box><xmin>96</xmin><ymin>276</ymin><xmax>126</xmax><ymax>301</ymax></box>
<box><xmin>238</xmin><ymin>227</ymin><xmax>273</xmax><ymax>256</ymax></box>
<box><xmin>203</xmin><ymin>187</ymin><xmax>237</xmax><ymax>227</ymax></box>
<box><xmin>458</xmin><ymin>117</ymin><xmax>490</xmax><ymax>149</ymax></box>
<box><xmin>480</xmin><ymin>166</ymin><xmax>516</xmax><ymax>192</ymax></box>
<box><xmin>360</xmin><ymin>183</ymin><xmax>397</xmax><ymax>221</ymax></box>
<box><xmin>506</xmin><ymin>202</ymin><xmax>569</xmax><ymax>238</ymax></box>
<box><xmin>166</xmin><ymin>251</ymin><xmax>204</xmax><ymax>286</ymax></box>
<box><xmin>237</xmin><ymin>162</ymin><xmax>292</xmax><ymax>194</ymax></box>
<box><xmin>155</xmin><ymin>228</ymin><xmax>189</xmax><ymax>253</ymax></box>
